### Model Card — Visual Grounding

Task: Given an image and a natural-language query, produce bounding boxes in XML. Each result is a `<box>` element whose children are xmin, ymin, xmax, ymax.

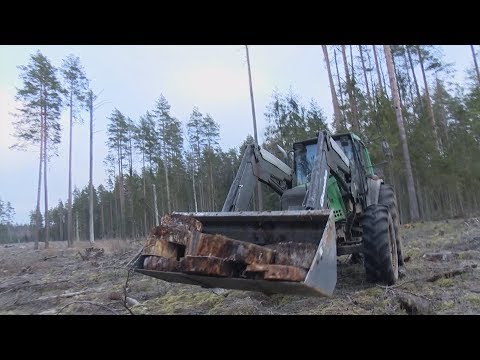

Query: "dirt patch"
<box><xmin>1</xmin><ymin>218</ymin><xmax>479</xmax><ymax>315</ymax></box>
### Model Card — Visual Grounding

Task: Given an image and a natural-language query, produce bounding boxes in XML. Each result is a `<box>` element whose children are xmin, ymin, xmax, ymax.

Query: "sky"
<box><xmin>0</xmin><ymin>45</ymin><xmax>475</xmax><ymax>224</ymax></box>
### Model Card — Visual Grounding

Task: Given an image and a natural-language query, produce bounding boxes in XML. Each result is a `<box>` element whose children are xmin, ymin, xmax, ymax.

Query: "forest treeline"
<box><xmin>2</xmin><ymin>45</ymin><xmax>480</xmax><ymax>245</ymax></box>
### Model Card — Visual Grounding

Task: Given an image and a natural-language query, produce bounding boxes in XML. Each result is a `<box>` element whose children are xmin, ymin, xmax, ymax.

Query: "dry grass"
<box><xmin>1</xmin><ymin>217</ymin><xmax>479</xmax><ymax>315</ymax></box>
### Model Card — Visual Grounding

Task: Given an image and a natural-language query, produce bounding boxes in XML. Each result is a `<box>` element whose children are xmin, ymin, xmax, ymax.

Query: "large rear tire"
<box><xmin>378</xmin><ymin>184</ymin><xmax>404</xmax><ymax>266</ymax></box>
<box><xmin>361</xmin><ymin>204</ymin><xmax>399</xmax><ymax>285</ymax></box>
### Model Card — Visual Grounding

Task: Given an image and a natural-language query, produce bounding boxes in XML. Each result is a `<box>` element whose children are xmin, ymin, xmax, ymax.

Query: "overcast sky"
<box><xmin>0</xmin><ymin>45</ymin><xmax>474</xmax><ymax>223</ymax></box>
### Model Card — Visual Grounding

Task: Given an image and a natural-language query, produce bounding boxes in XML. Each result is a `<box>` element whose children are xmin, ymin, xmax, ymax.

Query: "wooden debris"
<box><xmin>182</xmin><ymin>256</ymin><xmax>239</xmax><ymax>277</ymax></box>
<box><xmin>79</xmin><ymin>247</ymin><xmax>105</xmax><ymax>261</ymax></box>
<box><xmin>143</xmin><ymin>256</ymin><xmax>181</xmax><ymax>272</ymax></box>
<box><xmin>422</xmin><ymin>251</ymin><xmax>458</xmax><ymax>262</ymax></box>
<box><xmin>142</xmin><ymin>237</ymin><xmax>181</xmax><ymax>259</ymax></box>
<box><xmin>186</xmin><ymin>233</ymin><xmax>274</xmax><ymax>265</ymax></box>
<box><xmin>426</xmin><ymin>264</ymin><xmax>476</xmax><ymax>282</ymax></box>
<box><xmin>396</xmin><ymin>292</ymin><xmax>432</xmax><ymax>315</ymax></box>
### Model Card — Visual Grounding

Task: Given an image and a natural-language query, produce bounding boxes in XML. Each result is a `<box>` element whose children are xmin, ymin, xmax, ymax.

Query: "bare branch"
<box><xmin>56</xmin><ymin>301</ymin><xmax>119</xmax><ymax>315</ymax></box>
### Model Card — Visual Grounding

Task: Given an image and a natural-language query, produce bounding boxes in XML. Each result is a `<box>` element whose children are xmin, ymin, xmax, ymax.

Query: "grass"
<box><xmin>143</xmin><ymin>289</ymin><xmax>225</xmax><ymax>314</ymax></box>
<box><xmin>438</xmin><ymin>300</ymin><xmax>455</xmax><ymax>311</ymax></box>
<box><xmin>434</xmin><ymin>277</ymin><xmax>455</xmax><ymax>287</ymax></box>
<box><xmin>463</xmin><ymin>293</ymin><xmax>480</xmax><ymax>306</ymax></box>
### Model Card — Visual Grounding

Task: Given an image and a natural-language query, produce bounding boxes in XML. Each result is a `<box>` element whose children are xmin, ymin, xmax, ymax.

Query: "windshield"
<box><xmin>295</xmin><ymin>138</ymin><xmax>355</xmax><ymax>186</ymax></box>
<box><xmin>295</xmin><ymin>143</ymin><xmax>317</xmax><ymax>186</ymax></box>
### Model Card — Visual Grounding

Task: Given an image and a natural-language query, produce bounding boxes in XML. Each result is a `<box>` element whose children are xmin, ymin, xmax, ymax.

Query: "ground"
<box><xmin>1</xmin><ymin>217</ymin><xmax>479</xmax><ymax>315</ymax></box>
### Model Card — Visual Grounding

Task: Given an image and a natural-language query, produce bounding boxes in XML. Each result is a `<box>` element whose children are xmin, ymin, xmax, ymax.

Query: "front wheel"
<box><xmin>378</xmin><ymin>184</ymin><xmax>404</xmax><ymax>266</ymax></box>
<box><xmin>361</xmin><ymin>204</ymin><xmax>399</xmax><ymax>285</ymax></box>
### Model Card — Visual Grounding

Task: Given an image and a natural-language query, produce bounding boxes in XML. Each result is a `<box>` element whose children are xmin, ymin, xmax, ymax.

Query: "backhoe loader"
<box><xmin>129</xmin><ymin>130</ymin><xmax>403</xmax><ymax>296</ymax></box>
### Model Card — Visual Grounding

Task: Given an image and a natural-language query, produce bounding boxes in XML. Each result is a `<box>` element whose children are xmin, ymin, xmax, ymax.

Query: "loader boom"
<box><xmin>222</xmin><ymin>144</ymin><xmax>293</xmax><ymax>212</ymax></box>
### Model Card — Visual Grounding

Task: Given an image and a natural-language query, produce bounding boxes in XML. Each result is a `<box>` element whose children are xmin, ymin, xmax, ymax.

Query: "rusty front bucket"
<box><xmin>130</xmin><ymin>210</ymin><xmax>337</xmax><ymax>297</ymax></box>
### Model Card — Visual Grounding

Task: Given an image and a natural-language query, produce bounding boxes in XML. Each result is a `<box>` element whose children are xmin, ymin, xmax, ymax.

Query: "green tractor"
<box><xmin>131</xmin><ymin>130</ymin><xmax>404</xmax><ymax>296</ymax></box>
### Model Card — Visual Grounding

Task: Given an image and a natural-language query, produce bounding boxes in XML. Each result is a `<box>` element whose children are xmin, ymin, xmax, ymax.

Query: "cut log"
<box><xmin>396</xmin><ymin>292</ymin><xmax>432</xmax><ymax>315</ymax></box>
<box><xmin>245</xmin><ymin>264</ymin><xmax>307</xmax><ymax>282</ymax></box>
<box><xmin>161</xmin><ymin>213</ymin><xmax>203</xmax><ymax>232</ymax></box>
<box><xmin>426</xmin><ymin>265</ymin><xmax>476</xmax><ymax>282</ymax></box>
<box><xmin>186</xmin><ymin>233</ymin><xmax>274</xmax><ymax>265</ymax></box>
<box><xmin>267</xmin><ymin>242</ymin><xmax>317</xmax><ymax>268</ymax></box>
<box><xmin>181</xmin><ymin>256</ymin><xmax>239</xmax><ymax>277</ymax></box>
<box><xmin>142</xmin><ymin>237</ymin><xmax>181</xmax><ymax>259</ymax></box>
<box><xmin>143</xmin><ymin>256</ymin><xmax>181</xmax><ymax>272</ymax></box>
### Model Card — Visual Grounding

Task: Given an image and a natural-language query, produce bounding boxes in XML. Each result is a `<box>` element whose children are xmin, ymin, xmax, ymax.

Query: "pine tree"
<box><xmin>61</xmin><ymin>54</ymin><xmax>89</xmax><ymax>247</ymax></box>
<box><xmin>12</xmin><ymin>51</ymin><xmax>64</xmax><ymax>249</ymax></box>
<box><xmin>106</xmin><ymin>109</ymin><xmax>130</xmax><ymax>239</ymax></box>
<box><xmin>384</xmin><ymin>45</ymin><xmax>420</xmax><ymax>221</ymax></box>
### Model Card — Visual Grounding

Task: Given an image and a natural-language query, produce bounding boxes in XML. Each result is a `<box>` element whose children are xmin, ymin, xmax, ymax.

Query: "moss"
<box><xmin>458</xmin><ymin>251</ymin><xmax>480</xmax><ymax>260</ymax></box>
<box><xmin>463</xmin><ymin>293</ymin><xmax>480</xmax><ymax>306</ymax></box>
<box><xmin>406</xmin><ymin>247</ymin><xmax>422</xmax><ymax>259</ymax></box>
<box><xmin>363</xmin><ymin>287</ymin><xmax>383</xmax><ymax>297</ymax></box>
<box><xmin>145</xmin><ymin>290</ymin><xmax>225</xmax><ymax>314</ymax></box>
<box><xmin>438</xmin><ymin>300</ymin><xmax>455</xmax><ymax>311</ymax></box>
<box><xmin>435</xmin><ymin>277</ymin><xmax>455</xmax><ymax>287</ymax></box>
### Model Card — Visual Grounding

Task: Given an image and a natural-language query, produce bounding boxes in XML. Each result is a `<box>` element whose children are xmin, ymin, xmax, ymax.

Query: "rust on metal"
<box><xmin>186</xmin><ymin>233</ymin><xmax>274</xmax><ymax>265</ymax></box>
<box><xmin>142</xmin><ymin>237</ymin><xmax>180</xmax><ymax>259</ymax></box>
<box><xmin>182</xmin><ymin>256</ymin><xmax>239</xmax><ymax>277</ymax></box>
<box><xmin>143</xmin><ymin>256</ymin><xmax>181</xmax><ymax>272</ymax></box>
<box><xmin>245</xmin><ymin>264</ymin><xmax>307</xmax><ymax>282</ymax></box>
<box><xmin>268</xmin><ymin>242</ymin><xmax>318</xmax><ymax>268</ymax></box>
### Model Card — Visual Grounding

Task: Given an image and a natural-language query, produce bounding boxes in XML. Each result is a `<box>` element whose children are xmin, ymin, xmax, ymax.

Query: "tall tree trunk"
<box><xmin>322</xmin><ymin>45</ymin><xmax>343</xmax><ymax>129</ymax></box>
<box><xmin>89</xmin><ymin>91</ymin><xmax>94</xmax><ymax>245</ymax></box>
<box><xmin>162</xmin><ymin>140</ymin><xmax>171</xmax><ymax>213</ymax></box>
<box><xmin>129</xmin><ymin>136</ymin><xmax>135</xmax><ymax>239</ymax></box>
<box><xmin>110</xmin><ymin>199</ymin><xmax>114</xmax><ymax>238</ymax></box>
<box><xmin>403</xmin><ymin>48</ymin><xmax>416</xmax><ymax>111</ymax></box>
<box><xmin>435</xmin><ymin>77</ymin><xmax>449</xmax><ymax>145</ymax></box>
<box><xmin>391</xmin><ymin>51</ymin><xmax>404</xmax><ymax>107</ymax></box>
<box><xmin>384</xmin><ymin>45</ymin><xmax>420</xmax><ymax>222</ymax></box>
<box><xmin>142</xmin><ymin>152</ymin><xmax>147</xmax><ymax>236</ymax></box>
<box><xmin>416</xmin><ymin>178</ymin><xmax>424</xmax><ymax>219</ymax></box>
<box><xmin>67</xmin><ymin>91</ymin><xmax>73</xmax><ymax>247</ymax></box>
<box><xmin>117</xmin><ymin>140</ymin><xmax>125</xmax><ymax>239</ymax></box>
<box><xmin>341</xmin><ymin>45</ymin><xmax>360</xmax><ymax>133</ymax></box>
<box><xmin>153</xmin><ymin>183</ymin><xmax>159</xmax><ymax>226</ymax></box>
<box><xmin>456</xmin><ymin>183</ymin><xmax>464</xmax><ymax>216</ymax></box>
<box><xmin>35</xmin><ymin>106</ymin><xmax>44</xmax><ymax>250</ymax></box>
<box><xmin>359</xmin><ymin>45</ymin><xmax>373</xmax><ymax>109</ymax></box>
<box><xmin>43</xmin><ymin>107</ymin><xmax>49</xmax><ymax>249</ymax></box>
<box><xmin>333</xmin><ymin>48</ymin><xmax>346</xmax><ymax>126</ymax></box>
<box><xmin>191</xmin><ymin>158</ymin><xmax>198</xmax><ymax>212</ymax></box>
<box><xmin>416</xmin><ymin>45</ymin><xmax>441</xmax><ymax>152</ymax></box>
<box><xmin>209</xmin><ymin>152</ymin><xmax>215</xmax><ymax>211</ymax></box>
<box><xmin>373</xmin><ymin>45</ymin><xmax>384</xmax><ymax>95</ymax></box>
<box><xmin>366</xmin><ymin>46</ymin><xmax>377</xmax><ymax>110</ymax></box>
<box><xmin>471</xmin><ymin>45</ymin><xmax>480</xmax><ymax>86</ymax></box>
<box><xmin>406</xmin><ymin>46</ymin><xmax>422</xmax><ymax>103</ymax></box>
<box><xmin>75</xmin><ymin>211</ymin><xmax>79</xmax><ymax>242</ymax></box>
<box><xmin>101</xmin><ymin>201</ymin><xmax>105</xmax><ymax>239</ymax></box>
<box><xmin>59</xmin><ymin>211</ymin><xmax>63</xmax><ymax>242</ymax></box>
<box><xmin>350</xmin><ymin>45</ymin><xmax>355</xmax><ymax>80</ymax></box>
<box><xmin>380</xmin><ymin>56</ymin><xmax>389</xmax><ymax>97</ymax></box>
